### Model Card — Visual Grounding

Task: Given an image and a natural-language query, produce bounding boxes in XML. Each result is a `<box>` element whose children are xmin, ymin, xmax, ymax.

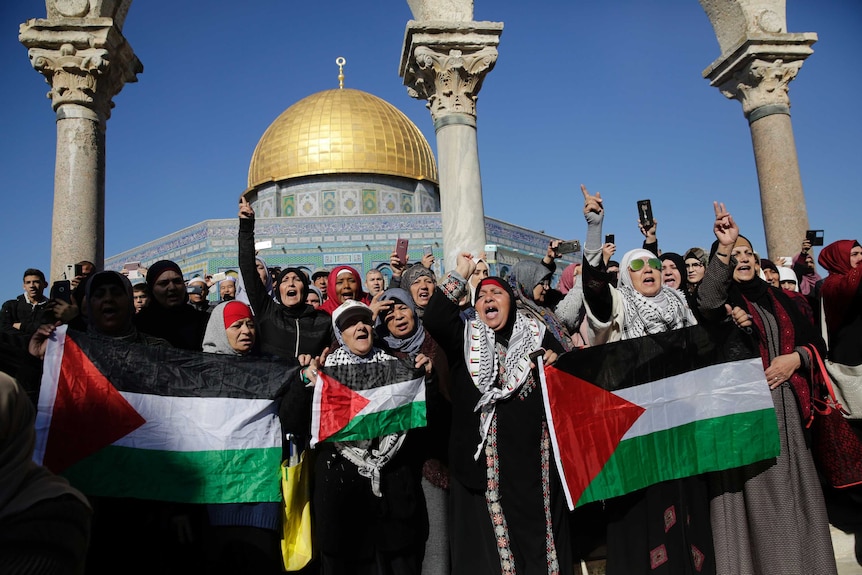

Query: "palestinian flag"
<box><xmin>310</xmin><ymin>358</ymin><xmax>426</xmax><ymax>447</ymax></box>
<box><xmin>540</xmin><ymin>323</ymin><xmax>779</xmax><ymax>509</ymax></box>
<box><xmin>34</xmin><ymin>326</ymin><xmax>296</xmax><ymax>504</ymax></box>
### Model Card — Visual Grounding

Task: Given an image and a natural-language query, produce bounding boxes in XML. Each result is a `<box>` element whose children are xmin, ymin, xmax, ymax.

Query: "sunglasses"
<box><xmin>628</xmin><ymin>258</ymin><xmax>662</xmax><ymax>272</ymax></box>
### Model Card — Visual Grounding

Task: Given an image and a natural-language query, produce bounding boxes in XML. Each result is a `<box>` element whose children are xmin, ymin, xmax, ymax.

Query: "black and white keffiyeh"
<box><xmin>618</xmin><ymin>249</ymin><xmax>697</xmax><ymax>340</ymax></box>
<box><xmin>324</xmin><ymin>334</ymin><xmax>406</xmax><ymax>496</ymax></box>
<box><xmin>464</xmin><ymin>311</ymin><xmax>544</xmax><ymax>459</ymax></box>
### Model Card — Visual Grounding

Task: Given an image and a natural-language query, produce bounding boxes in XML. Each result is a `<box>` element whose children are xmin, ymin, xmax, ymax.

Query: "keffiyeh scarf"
<box><xmin>464</xmin><ymin>312</ymin><xmax>544</xmax><ymax>459</ymax></box>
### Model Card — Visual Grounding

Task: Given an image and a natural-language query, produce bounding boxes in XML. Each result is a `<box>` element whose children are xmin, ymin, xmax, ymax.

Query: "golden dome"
<box><xmin>248</xmin><ymin>88</ymin><xmax>437</xmax><ymax>189</ymax></box>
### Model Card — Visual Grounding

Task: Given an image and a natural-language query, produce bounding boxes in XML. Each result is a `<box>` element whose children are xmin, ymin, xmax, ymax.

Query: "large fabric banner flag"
<box><xmin>310</xmin><ymin>359</ymin><xmax>426</xmax><ymax>447</ymax></box>
<box><xmin>540</xmin><ymin>323</ymin><xmax>779</xmax><ymax>509</ymax></box>
<box><xmin>34</xmin><ymin>326</ymin><xmax>297</xmax><ymax>504</ymax></box>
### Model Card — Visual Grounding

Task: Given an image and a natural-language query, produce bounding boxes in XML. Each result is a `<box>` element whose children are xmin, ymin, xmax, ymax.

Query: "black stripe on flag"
<box><xmin>68</xmin><ymin>330</ymin><xmax>298</xmax><ymax>399</ymax></box>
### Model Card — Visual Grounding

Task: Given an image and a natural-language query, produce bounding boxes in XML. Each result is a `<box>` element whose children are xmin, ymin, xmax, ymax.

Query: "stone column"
<box><xmin>700</xmin><ymin>0</ymin><xmax>816</xmax><ymax>258</ymax></box>
<box><xmin>400</xmin><ymin>21</ymin><xmax>503</xmax><ymax>270</ymax></box>
<box><xmin>20</xmin><ymin>2</ymin><xmax>141</xmax><ymax>283</ymax></box>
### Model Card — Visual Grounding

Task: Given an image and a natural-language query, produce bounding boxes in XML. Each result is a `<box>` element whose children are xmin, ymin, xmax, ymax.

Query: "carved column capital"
<box><xmin>407</xmin><ymin>45</ymin><xmax>497</xmax><ymax>123</ymax></box>
<box><xmin>20</xmin><ymin>18</ymin><xmax>142</xmax><ymax>120</ymax></box>
<box><xmin>703</xmin><ymin>35</ymin><xmax>816</xmax><ymax>120</ymax></box>
<box><xmin>400</xmin><ymin>20</ymin><xmax>503</xmax><ymax>126</ymax></box>
<box><xmin>717</xmin><ymin>58</ymin><xmax>802</xmax><ymax>116</ymax></box>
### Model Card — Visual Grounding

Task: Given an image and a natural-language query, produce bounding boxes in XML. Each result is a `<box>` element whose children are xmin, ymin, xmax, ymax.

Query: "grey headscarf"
<box><xmin>202</xmin><ymin>301</ymin><xmax>254</xmax><ymax>355</ymax></box>
<box><xmin>401</xmin><ymin>265</ymin><xmax>436</xmax><ymax>295</ymax></box>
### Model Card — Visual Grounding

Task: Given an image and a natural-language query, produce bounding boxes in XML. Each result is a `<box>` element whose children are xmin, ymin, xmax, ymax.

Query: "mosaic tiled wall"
<box><xmin>247</xmin><ymin>174</ymin><xmax>440</xmax><ymax>217</ymax></box>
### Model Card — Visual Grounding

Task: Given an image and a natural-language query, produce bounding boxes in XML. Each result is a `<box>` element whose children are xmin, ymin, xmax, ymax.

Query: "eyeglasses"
<box><xmin>628</xmin><ymin>258</ymin><xmax>662</xmax><ymax>272</ymax></box>
<box><xmin>685</xmin><ymin>262</ymin><xmax>703</xmax><ymax>269</ymax></box>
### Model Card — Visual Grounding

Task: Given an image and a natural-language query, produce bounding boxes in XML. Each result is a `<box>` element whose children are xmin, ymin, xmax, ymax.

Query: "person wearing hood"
<box><xmin>282</xmin><ymin>300</ymin><xmax>432</xmax><ymax>574</ymax></box>
<box><xmin>422</xmin><ymin>252</ymin><xmax>572</xmax><ymax>575</ymax></box>
<box><xmin>697</xmin><ymin>202</ymin><xmax>836</xmax><ymax>575</ymax></box>
<box><xmin>376</xmin><ymin>288</ymin><xmax>452</xmax><ymax>575</ymax></box>
<box><xmin>319</xmin><ymin>265</ymin><xmax>371</xmax><ymax>316</ymax></box>
<box><xmin>306</xmin><ymin>285</ymin><xmax>323</xmax><ymax>310</ymax></box>
<box><xmin>201</xmin><ymin>301</ymin><xmax>282</xmax><ymax>574</ymax></box>
<box><xmin>238</xmin><ymin>199</ymin><xmax>332</xmax><ymax>360</ymax></box>
<box><xmin>684</xmin><ymin>247</ymin><xmax>708</xmax><ymax>297</ymax></box>
<box><xmin>134</xmin><ymin>260</ymin><xmax>210</xmax><ymax>350</ymax></box>
<box><xmin>0</xmin><ymin>371</ymin><xmax>92</xmax><ymax>575</ymax></box>
<box><xmin>580</xmin><ymin>186</ymin><xmax>714</xmax><ymax>575</ymax></box>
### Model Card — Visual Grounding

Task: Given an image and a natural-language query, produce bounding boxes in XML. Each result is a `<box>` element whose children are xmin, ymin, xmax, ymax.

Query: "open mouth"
<box><xmin>286</xmin><ymin>288</ymin><xmax>298</xmax><ymax>297</ymax></box>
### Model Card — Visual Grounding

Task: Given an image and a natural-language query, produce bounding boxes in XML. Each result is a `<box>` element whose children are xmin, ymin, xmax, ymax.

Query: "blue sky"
<box><xmin>1</xmin><ymin>1</ymin><xmax>860</xmax><ymax>299</ymax></box>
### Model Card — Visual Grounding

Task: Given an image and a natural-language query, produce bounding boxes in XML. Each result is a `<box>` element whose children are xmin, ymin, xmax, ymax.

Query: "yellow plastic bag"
<box><xmin>281</xmin><ymin>451</ymin><xmax>314</xmax><ymax>571</ymax></box>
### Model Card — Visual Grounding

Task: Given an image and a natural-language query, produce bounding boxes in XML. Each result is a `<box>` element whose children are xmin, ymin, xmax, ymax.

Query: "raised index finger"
<box><xmin>580</xmin><ymin>184</ymin><xmax>589</xmax><ymax>200</ymax></box>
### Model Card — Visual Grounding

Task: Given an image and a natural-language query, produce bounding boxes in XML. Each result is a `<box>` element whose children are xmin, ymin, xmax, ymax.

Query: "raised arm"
<box><xmin>237</xmin><ymin>197</ymin><xmax>274</xmax><ymax>314</ymax></box>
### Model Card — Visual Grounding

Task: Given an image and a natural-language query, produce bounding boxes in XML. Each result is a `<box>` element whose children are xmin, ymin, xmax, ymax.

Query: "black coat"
<box><xmin>238</xmin><ymin>218</ymin><xmax>332</xmax><ymax>359</ymax></box>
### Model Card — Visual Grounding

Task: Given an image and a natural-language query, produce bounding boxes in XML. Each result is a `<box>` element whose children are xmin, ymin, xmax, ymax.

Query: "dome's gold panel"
<box><xmin>248</xmin><ymin>89</ymin><xmax>437</xmax><ymax>189</ymax></box>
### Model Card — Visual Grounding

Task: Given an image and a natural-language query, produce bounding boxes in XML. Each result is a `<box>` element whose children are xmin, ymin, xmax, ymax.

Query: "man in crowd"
<box><xmin>365</xmin><ymin>268</ymin><xmax>386</xmax><ymax>297</ymax></box>
<box><xmin>0</xmin><ymin>268</ymin><xmax>50</xmax><ymax>344</ymax></box>
<box><xmin>187</xmin><ymin>276</ymin><xmax>212</xmax><ymax>313</ymax></box>
<box><xmin>219</xmin><ymin>277</ymin><xmax>237</xmax><ymax>302</ymax></box>
<box><xmin>132</xmin><ymin>283</ymin><xmax>149</xmax><ymax>314</ymax></box>
<box><xmin>311</xmin><ymin>268</ymin><xmax>329</xmax><ymax>301</ymax></box>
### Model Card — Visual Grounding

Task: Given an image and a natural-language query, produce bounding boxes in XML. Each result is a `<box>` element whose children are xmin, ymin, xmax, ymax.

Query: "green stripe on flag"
<box><xmin>328</xmin><ymin>401</ymin><xmax>427</xmax><ymax>443</ymax></box>
<box><xmin>576</xmin><ymin>408</ymin><xmax>779</xmax><ymax>506</ymax></box>
<box><xmin>62</xmin><ymin>445</ymin><xmax>283</xmax><ymax>504</ymax></box>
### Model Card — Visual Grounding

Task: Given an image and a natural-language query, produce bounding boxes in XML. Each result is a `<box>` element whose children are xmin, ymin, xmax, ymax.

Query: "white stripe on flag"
<box><xmin>615</xmin><ymin>358</ymin><xmax>771</xmax><ymax>441</ymax></box>
<box><xmin>113</xmin><ymin>392</ymin><xmax>281</xmax><ymax>452</ymax></box>
<box><xmin>33</xmin><ymin>325</ymin><xmax>68</xmax><ymax>465</ymax></box>
<box><xmin>354</xmin><ymin>376</ymin><xmax>425</xmax><ymax>415</ymax></box>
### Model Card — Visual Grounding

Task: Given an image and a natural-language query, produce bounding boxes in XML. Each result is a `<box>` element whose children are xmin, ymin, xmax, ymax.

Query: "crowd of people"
<box><xmin>1</xmin><ymin>186</ymin><xmax>861</xmax><ymax>574</ymax></box>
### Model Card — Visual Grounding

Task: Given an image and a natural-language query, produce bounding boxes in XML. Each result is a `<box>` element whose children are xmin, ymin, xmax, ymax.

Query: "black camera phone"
<box><xmin>556</xmin><ymin>240</ymin><xmax>581</xmax><ymax>255</ymax></box>
<box><xmin>605</xmin><ymin>234</ymin><xmax>615</xmax><ymax>245</ymax></box>
<box><xmin>806</xmin><ymin>229</ymin><xmax>824</xmax><ymax>247</ymax></box>
<box><xmin>637</xmin><ymin>199</ymin><xmax>654</xmax><ymax>228</ymax></box>
<box><xmin>50</xmin><ymin>280</ymin><xmax>72</xmax><ymax>303</ymax></box>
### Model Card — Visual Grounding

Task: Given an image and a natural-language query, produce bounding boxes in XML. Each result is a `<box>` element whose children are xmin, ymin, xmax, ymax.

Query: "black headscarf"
<box><xmin>273</xmin><ymin>267</ymin><xmax>310</xmax><ymax>308</ymax></box>
<box><xmin>659</xmin><ymin>252</ymin><xmax>688</xmax><ymax>292</ymax></box>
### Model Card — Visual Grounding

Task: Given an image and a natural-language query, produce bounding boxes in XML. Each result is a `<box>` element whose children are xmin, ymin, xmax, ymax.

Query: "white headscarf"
<box><xmin>617</xmin><ymin>249</ymin><xmax>696</xmax><ymax>339</ymax></box>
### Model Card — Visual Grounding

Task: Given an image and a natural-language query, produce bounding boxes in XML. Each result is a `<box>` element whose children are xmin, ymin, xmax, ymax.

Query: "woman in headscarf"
<box><xmin>819</xmin><ymin>239</ymin><xmax>862</xmax><ymax>366</ymax></box>
<box><xmin>579</xmin><ymin>185</ymin><xmax>712</xmax><ymax>575</ymax></box>
<box><xmin>238</xmin><ymin>200</ymin><xmax>332</xmax><ymax>360</ymax></box>
<box><xmin>319</xmin><ymin>265</ymin><xmax>372</xmax><ymax>316</ymax></box>
<box><xmin>396</xmin><ymin>264</ymin><xmax>437</xmax><ymax>319</ymax></box>
<box><xmin>376</xmin><ymin>288</ymin><xmax>451</xmax><ymax>575</ymax></box>
<box><xmin>283</xmin><ymin>300</ymin><xmax>432</xmax><ymax>575</ymax></box>
<box><xmin>817</xmin><ymin>239</ymin><xmax>862</xmax><ymax>552</ymax></box>
<box><xmin>134</xmin><ymin>260</ymin><xmax>210</xmax><ymax>350</ymax></box>
<box><xmin>697</xmin><ymin>202</ymin><xmax>836</xmax><ymax>575</ymax></box>
<box><xmin>422</xmin><ymin>253</ymin><xmax>572</xmax><ymax>575</ymax></box>
<box><xmin>201</xmin><ymin>301</ymin><xmax>282</xmax><ymax>574</ymax></box>
<box><xmin>554</xmin><ymin>262</ymin><xmax>592</xmax><ymax>348</ymax></box>
<box><xmin>0</xmin><ymin>372</ymin><xmax>91</xmax><ymax>575</ymax></box>
<box><xmin>508</xmin><ymin>259</ymin><xmax>575</xmax><ymax>352</ymax></box>
<box><xmin>659</xmin><ymin>252</ymin><xmax>687</xmax><ymax>292</ymax></box>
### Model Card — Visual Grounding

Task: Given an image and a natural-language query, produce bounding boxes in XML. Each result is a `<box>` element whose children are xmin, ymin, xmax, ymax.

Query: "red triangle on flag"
<box><xmin>43</xmin><ymin>336</ymin><xmax>146</xmax><ymax>473</ymax></box>
<box><xmin>317</xmin><ymin>372</ymin><xmax>371</xmax><ymax>442</ymax></box>
<box><xmin>544</xmin><ymin>365</ymin><xmax>645</xmax><ymax>506</ymax></box>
